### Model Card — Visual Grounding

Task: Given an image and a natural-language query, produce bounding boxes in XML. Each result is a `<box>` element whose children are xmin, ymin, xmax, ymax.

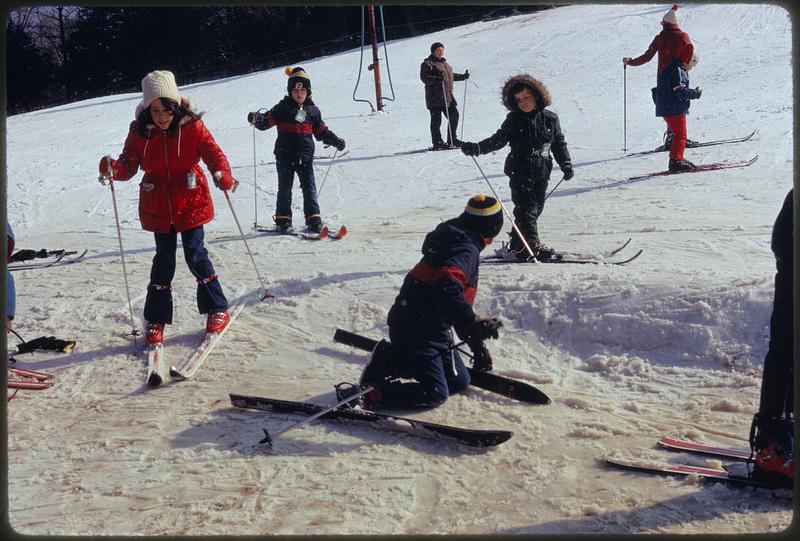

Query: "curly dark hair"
<box><xmin>501</xmin><ymin>74</ymin><xmax>552</xmax><ymax>112</ymax></box>
<box><xmin>135</xmin><ymin>97</ymin><xmax>202</xmax><ymax>138</ymax></box>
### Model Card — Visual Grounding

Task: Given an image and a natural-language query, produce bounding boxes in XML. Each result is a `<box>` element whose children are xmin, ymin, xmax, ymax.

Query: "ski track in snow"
<box><xmin>5</xmin><ymin>4</ymin><xmax>793</xmax><ymax>535</ymax></box>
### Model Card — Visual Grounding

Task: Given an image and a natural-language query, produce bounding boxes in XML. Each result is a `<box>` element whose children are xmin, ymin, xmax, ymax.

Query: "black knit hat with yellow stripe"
<box><xmin>286</xmin><ymin>66</ymin><xmax>311</xmax><ymax>95</ymax></box>
<box><xmin>461</xmin><ymin>194</ymin><xmax>503</xmax><ymax>238</ymax></box>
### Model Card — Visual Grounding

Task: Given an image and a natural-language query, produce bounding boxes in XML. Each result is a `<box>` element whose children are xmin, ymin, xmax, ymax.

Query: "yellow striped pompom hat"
<box><xmin>462</xmin><ymin>194</ymin><xmax>503</xmax><ymax>238</ymax></box>
<box><xmin>286</xmin><ymin>66</ymin><xmax>311</xmax><ymax>94</ymax></box>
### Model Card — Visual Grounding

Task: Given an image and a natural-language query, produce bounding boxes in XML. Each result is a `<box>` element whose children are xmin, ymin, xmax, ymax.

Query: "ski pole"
<box><xmin>468</xmin><ymin>156</ymin><xmax>537</xmax><ymax>261</ymax></box>
<box><xmin>215</xmin><ymin>172</ymin><xmax>271</xmax><ymax>301</ymax></box>
<box><xmin>260</xmin><ymin>338</ymin><xmax>469</xmax><ymax>446</ymax></box>
<box><xmin>545</xmin><ymin>176</ymin><xmax>566</xmax><ymax>202</ymax></box>
<box><xmin>98</xmin><ymin>163</ymin><xmax>140</xmax><ymax>346</ymax></box>
<box><xmin>252</xmin><ymin>124</ymin><xmax>259</xmax><ymax>230</ymax></box>
<box><xmin>316</xmin><ymin>148</ymin><xmax>339</xmax><ymax>198</ymax></box>
<box><xmin>460</xmin><ymin>75</ymin><xmax>468</xmax><ymax>140</ymax></box>
<box><xmin>623</xmin><ymin>63</ymin><xmax>628</xmax><ymax>153</ymax></box>
<box><xmin>441</xmin><ymin>80</ymin><xmax>456</xmax><ymax>146</ymax></box>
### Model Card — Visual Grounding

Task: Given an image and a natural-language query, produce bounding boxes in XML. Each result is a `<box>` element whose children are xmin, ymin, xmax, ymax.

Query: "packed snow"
<box><xmin>5</xmin><ymin>3</ymin><xmax>793</xmax><ymax>535</ymax></box>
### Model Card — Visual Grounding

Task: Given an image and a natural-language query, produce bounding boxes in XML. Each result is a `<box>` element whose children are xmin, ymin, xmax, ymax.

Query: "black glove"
<box><xmin>695</xmin><ymin>87</ymin><xmax>703</xmax><ymax>98</ymax></box>
<box><xmin>463</xmin><ymin>317</ymin><xmax>502</xmax><ymax>342</ymax></box>
<box><xmin>10</xmin><ymin>249</ymin><xmax>47</xmax><ymax>262</ymax></box>
<box><xmin>247</xmin><ymin>111</ymin><xmax>263</xmax><ymax>125</ymax></box>
<box><xmin>16</xmin><ymin>336</ymin><xmax>76</xmax><ymax>354</ymax></box>
<box><xmin>463</xmin><ymin>70</ymin><xmax>470</xmax><ymax>80</ymax></box>
<box><xmin>461</xmin><ymin>142</ymin><xmax>480</xmax><ymax>156</ymax></box>
<box><xmin>562</xmin><ymin>163</ymin><xmax>574</xmax><ymax>181</ymax></box>
<box><xmin>469</xmin><ymin>342</ymin><xmax>493</xmax><ymax>372</ymax></box>
<box><xmin>334</xmin><ymin>137</ymin><xmax>346</xmax><ymax>151</ymax></box>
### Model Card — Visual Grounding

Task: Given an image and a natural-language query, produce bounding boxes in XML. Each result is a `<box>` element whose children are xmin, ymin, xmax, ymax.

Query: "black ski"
<box><xmin>9</xmin><ymin>249</ymin><xmax>88</xmax><ymax>272</ymax></box>
<box><xmin>625</xmin><ymin>130</ymin><xmax>757</xmax><ymax>157</ymax></box>
<box><xmin>255</xmin><ymin>225</ymin><xmax>329</xmax><ymax>240</ymax></box>
<box><xmin>332</xmin><ymin>329</ymin><xmax>551</xmax><ymax>405</ymax></box>
<box><xmin>606</xmin><ymin>456</ymin><xmax>791</xmax><ymax>490</ymax></box>
<box><xmin>481</xmin><ymin>248</ymin><xmax>643</xmax><ymax>266</ymax></box>
<box><xmin>229</xmin><ymin>393</ymin><xmax>513</xmax><ymax>447</ymax></box>
<box><xmin>626</xmin><ymin>155</ymin><xmax>758</xmax><ymax>181</ymax></box>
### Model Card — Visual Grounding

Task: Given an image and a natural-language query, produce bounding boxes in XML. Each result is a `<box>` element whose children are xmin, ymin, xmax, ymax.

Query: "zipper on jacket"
<box><xmin>161</xmin><ymin>132</ymin><xmax>175</xmax><ymax>227</ymax></box>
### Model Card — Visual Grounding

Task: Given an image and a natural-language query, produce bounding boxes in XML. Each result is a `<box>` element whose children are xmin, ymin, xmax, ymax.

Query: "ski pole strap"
<box><xmin>196</xmin><ymin>274</ymin><xmax>218</xmax><ymax>286</ymax></box>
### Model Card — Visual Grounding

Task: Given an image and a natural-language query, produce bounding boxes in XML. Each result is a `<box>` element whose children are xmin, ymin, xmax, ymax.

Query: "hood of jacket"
<box><xmin>501</xmin><ymin>74</ymin><xmax>552</xmax><ymax>113</ymax></box>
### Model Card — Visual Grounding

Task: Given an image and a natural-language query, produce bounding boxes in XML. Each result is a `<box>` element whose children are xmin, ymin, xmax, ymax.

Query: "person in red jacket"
<box><xmin>623</xmin><ymin>5</ymin><xmax>697</xmax><ymax>158</ymax></box>
<box><xmin>98</xmin><ymin>70</ymin><xmax>236</xmax><ymax>346</ymax></box>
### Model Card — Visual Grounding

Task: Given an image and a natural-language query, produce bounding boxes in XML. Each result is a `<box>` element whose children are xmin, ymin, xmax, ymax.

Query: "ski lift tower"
<box><xmin>366</xmin><ymin>5</ymin><xmax>384</xmax><ymax>111</ymax></box>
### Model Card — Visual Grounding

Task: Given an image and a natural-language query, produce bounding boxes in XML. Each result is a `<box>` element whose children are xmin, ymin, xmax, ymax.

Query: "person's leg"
<box><xmin>181</xmin><ymin>226</ymin><xmax>228</xmax><ymax>315</ymax></box>
<box><xmin>446</xmin><ymin>103</ymin><xmax>460</xmax><ymax>146</ymax></box>
<box><xmin>144</xmin><ymin>229</ymin><xmax>178</xmax><ymax>324</ymax></box>
<box><xmin>374</xmin><ymin>344</ymin><xmax>464</xmax><ymax>409</ymax></box>
<box><xmin>297</xmin><ymin>160</ymin><xmax>322</xmax><ymax>229</ymax></box>
<box><xmin>664</xmin><ymin>115</ymin><xmax>687</xmax><ymax>160</ymax></box>
<box><xmin>274</xmin><ymin>158</ymin><xmax>296</xmax><ymax>229</ymax></box>
<box><xmin>429</xmin><ymin>108</ymin><xmax>444</xmax><ymax>147</ymax></box>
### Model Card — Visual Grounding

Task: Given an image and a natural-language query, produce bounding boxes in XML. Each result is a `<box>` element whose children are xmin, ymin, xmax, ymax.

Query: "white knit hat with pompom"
<box><xmin>135</xmin><ymin>70</ymin><xmax>181</xmax><ymax>117</ymax></box>
<box><xmin>662</xmin><ymin>4</ymin><xmax>679</xmax><ymax>26</ymax></box>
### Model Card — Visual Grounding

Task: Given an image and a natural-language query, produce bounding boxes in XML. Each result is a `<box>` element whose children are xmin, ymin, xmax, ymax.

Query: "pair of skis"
<box><xmin>255</xmin><ymin>224</ymin><xmax>348</xmax><ymax>241</ymax></box>
<box><xmin>144</xmin><ymin>300</ymin><xmax>246</xmax><ymax>386</ymax></box>
<box><xmin>482</xmin><ymin>238</ymin><xmax>642</xmax><ymax>266</ymax></box>
<box><xmin>8</xmin><ymin>366</ymin><xmax>55</xmax><ymax>400</ymax></box>
<box><xmin>8</xmin><ymin>249</ymin><xmax>88</xmax><ymax>272</ymax></box>
<box><xmin>607</xmin><ymin>436</ymin><xmax>792</xmax><ymax>490</ymax></box>
<box><xmin>230</xmin><ymin>329</ymin><xmax>551</xmax><ymax>448</ymax></box>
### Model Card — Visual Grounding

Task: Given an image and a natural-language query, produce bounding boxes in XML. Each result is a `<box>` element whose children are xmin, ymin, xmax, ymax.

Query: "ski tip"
<box><xmin>168</xmin><ymin>367</ymin><xmax>186</xmax><ymax>379</ymax></box>
<box><xmin>147</xmin><ymin>370</ymin><xmax>163</xmax><ymax>387</ymax></box>
<box><xmin>333</xmin><ymin>225</ymin><xmax>348</xmax><ymax>239</ymax></box>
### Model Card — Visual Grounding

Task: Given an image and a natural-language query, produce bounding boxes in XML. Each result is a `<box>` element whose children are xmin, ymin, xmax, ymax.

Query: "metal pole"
<box><xmin>215</xmin><ymin>172</ymin><xmax>271</xmax><ymax>301</ymax></box>
<box><xmin>252</xmin><ymin>125</ymin><xmax>259</xmax><ymax>229</ymax></box>
<box><xmin>317</xmin><ymin>149</ymin><xmax>339</xmax><ymax>198</ymax></box>
<box><xmin>623</xmin><ymin>63</ymin><xmax>628</xmax><ymax>153</ymax></box>
<box><xmin>99</xmin><ymin>166</ymin><xmax>139</xmax><ymax>346</ymax></box>
<box><xmin>368</xmin><ymin>5</ymin><xmax>384</xmax><ymax>111</ymax></box>
<box><xmin>469</xmin><ymin>156</ymin><xmax>536</xmax><ymax>260</ymax></box>
<box><xmin>441</xmin><ymin>80</ymin><xmax>455</xmax><ymax>147</ymax></box>
<box><xmin>460</xmin><ymin>78</ymin><xmax>468</xmax><ymax>140</ymax></box>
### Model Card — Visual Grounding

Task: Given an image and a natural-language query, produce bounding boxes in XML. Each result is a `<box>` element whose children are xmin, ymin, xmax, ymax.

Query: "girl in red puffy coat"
<box><xmin>623</xmin><ymin>5</ymin><xmax>697</xmax><ymax>160</ymax></box>
<box><xmin>99</xmin><ymin>70</ymin><xmax>236</xmax><ymax>346</ymax></box>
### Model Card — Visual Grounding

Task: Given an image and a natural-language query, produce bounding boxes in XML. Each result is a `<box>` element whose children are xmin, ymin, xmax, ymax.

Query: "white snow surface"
<box><xmin>4</xmin><ymin>3</ymin><xmax>794</xmax><ymax>535</ymax></box>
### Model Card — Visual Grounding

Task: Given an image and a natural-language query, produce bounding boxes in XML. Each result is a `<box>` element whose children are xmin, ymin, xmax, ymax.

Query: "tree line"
<box><xmin>5</xmin><ymin>5</ymin><xmax>549</xmax><ymax>116</ymax></box>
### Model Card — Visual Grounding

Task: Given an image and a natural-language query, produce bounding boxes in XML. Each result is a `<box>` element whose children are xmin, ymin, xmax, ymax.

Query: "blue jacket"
<box><xmin>387</xmin><ymin>218</ymin><xmax>483</xmax><ymax>348</ymax></box>
<box><xmin>655</xmin><ymin>58</ymin><xmax>701</xmax><ymax>117</ymax></box>
<box><xmin>6</xmin><ymin>224</ymin><xmax>15</xmax><ymax>320</ymax></box>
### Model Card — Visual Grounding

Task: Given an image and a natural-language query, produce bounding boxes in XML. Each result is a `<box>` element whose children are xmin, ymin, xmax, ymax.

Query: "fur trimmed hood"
<box><xmin>501</xmin><ymin>74</ymin><xmax>551</xmax><ymax>112</ymax></box>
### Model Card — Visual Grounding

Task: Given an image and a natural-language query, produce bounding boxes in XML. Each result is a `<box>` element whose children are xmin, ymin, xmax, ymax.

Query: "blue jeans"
<box><xmin>275</xmin><ymin>157</ymin><xmax>320</xmax><ymax>221</ymax></box>
<box><xmin>377</xmin><ymin>342</ymin><xmax>471</xmax><ymax>409</ymax></box>
<box><xmin>144</xmin><ymin>226</ymin><xmax>228</xmax><ymax>324</ymax></box>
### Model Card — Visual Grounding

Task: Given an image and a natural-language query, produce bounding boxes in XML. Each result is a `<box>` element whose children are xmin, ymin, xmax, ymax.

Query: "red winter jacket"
<box><xmin>627</xmin><ymin>23</ymin><xmax>694</xmax><ymax>78</ymax></box>
<box><xmin>111</xmin><ymin>109</ymin><xmax>231</xmax><ymax>233</ymax></box>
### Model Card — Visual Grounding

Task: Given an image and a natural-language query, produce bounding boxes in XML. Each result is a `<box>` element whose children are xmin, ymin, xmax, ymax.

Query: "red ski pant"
<box><xmin>664</xmin><ymin>115</ymin><xmax>687</xmax><ymax>160</ymax></box>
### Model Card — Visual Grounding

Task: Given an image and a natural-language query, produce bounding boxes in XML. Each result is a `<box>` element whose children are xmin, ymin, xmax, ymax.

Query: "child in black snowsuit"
<box><xmin>248</xmin><ymin>67</ymin><xmax>345</xmax><ymax>233</ymax></box>
<box><xmin>461</xmin><ymin>74</ymin><xmax>573</xmax><ymax>260</ymax></box>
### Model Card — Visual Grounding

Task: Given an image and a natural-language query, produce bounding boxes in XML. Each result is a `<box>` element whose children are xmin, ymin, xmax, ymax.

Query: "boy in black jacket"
<box><xmin>461</xmin><ymin>74</ymin><xmax>573</xmax><ymax>260</ymax></box>
<box><xmin>337</xmin><ymin>194</ymin><xmax>504</xmax><ymax>411</ymax></box>
<box><xmin>248</xmin><ymin>67</ymin><xmax>345</xmax><ymax>233</ymax></box>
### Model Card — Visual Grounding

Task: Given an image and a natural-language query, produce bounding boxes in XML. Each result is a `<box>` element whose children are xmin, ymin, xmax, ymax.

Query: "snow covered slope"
<box><xmin>5</xmin><ymin>4</ymin><xmax>793</xmax><ymax>535</ymax></box>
